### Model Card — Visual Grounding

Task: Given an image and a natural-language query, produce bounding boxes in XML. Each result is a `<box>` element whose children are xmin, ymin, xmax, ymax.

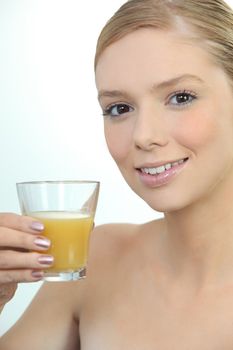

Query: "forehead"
<box><xmin>95</xmin><ymin>28</ymin><xmax>218</xmax><ymax>91</ymax></box>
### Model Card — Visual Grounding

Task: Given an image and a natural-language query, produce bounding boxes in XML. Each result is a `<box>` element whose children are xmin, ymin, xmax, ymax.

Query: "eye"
<box><xmin>167</xmin><ymin>90</ymin><xmax>197</xmax><ymax>107</ymax></box>
<box><xmin>103</xmin><ymin>103</ymin><xmax>134</xmax><ymax>117</ymax></box>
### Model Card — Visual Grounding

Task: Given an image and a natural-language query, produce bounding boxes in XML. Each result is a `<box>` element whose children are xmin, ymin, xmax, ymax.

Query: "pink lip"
<box><xmin>137</xmin><ymin>158</ymin><xmax>189</xmax><ymax>188</ymax></box>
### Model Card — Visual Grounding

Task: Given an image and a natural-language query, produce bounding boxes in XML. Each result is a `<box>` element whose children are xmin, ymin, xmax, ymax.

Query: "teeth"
<box><xmin>156</xmin><ymin>166</ymin><xmax>165</xmax><ymax>174</ymax></box>
<box><xmin>172</xmin><ymin>161</ymin><xmax>179</xmax><ymax>166</ymax></box>
<box><xmin>141</xmin><ymin>158</ymin><xmax>186</xmax><ymax>175</ymax></box>
<box><xmin>165</xmin><ymin>163</ymin><xmax>171</xmax><ymax>170</ymax></box>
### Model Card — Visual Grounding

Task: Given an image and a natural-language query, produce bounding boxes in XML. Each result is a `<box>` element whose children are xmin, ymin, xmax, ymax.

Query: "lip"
<box><xmin>136</xmin><ymin>157</ymin><xmax>189</xmax><ymax>188</ymax></box>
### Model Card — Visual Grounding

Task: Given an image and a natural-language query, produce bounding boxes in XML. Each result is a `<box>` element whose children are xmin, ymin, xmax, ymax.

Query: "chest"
<box><xmin>78</xmin><ymin>276</ymin><xmax>233</xmax><ymax>350</ymax></box>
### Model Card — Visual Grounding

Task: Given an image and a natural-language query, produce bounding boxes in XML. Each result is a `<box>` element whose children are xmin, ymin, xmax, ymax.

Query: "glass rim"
<box><xmin>16</xmin><ymin>180</ymin><xmax>100</xmax><ymax>186</ymax></box>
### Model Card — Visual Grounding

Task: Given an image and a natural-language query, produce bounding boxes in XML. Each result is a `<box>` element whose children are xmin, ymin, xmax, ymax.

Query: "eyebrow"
<box><xmin>98</xmin><ymin>74</ymin><xmax>205</xmax><ymax>101</ymax></box>
<box><xmin>98</xmin><ymin>89</ymin><xmax>131</xmax><ymax>101</ymax></box>
<box><xmin>152</xmin><ymin>74</ymin><xmax>205</xmax><ymax>91</ymax></box>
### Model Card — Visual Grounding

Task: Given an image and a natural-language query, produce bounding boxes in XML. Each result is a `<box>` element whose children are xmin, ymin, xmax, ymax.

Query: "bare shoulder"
<box><xmin>87</xmin><ymin>219</ymin><xmax>164</xmax><ymax>271</ymax></box>
<box><xmin>90</xmin><ymin>222</ymin><xmax>140</xmax><ymax>246</ymax></box>
<box><xmin>90</xmin><ymin>219</ymin><xmax>164</xmax><ymax>248</ymax></box>
<box><xmin>76</xmin><ymin>219</ymin><xmax>165</xmax><ymax>339</ymax></box>
<box><xmin>89</xmin><ymin>222</ymin><xmax>141</xmax><ymax>259</ymax></box>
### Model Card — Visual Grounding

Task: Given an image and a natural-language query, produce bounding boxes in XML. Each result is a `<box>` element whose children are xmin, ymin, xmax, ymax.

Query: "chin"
<box><xmin>135</xmin><ymin>189</ymin><xmax>194</xmax><ymax>214</ymax></box>
<box><xmin>124</xmin><ymin>175</ymin><xmax>199</xmax><ymax>214</ymax></box>
<box><xmin>146</xmin><ymin>200</ymin><xmax>188</xmax><ymax>214</ymax></box>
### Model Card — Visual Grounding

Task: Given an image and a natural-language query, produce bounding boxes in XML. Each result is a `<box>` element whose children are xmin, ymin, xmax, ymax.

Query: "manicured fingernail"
<box><xmin>31</xmin><ymin>270</ymin><xmax>44</xmax><ymax>279</ymax></box>
<box><xmin>38</xmin><ymin>255</ymin><xmax>54</xmax><ymax>265</ymax></box>
<box><xmin>34</xmin><ymin>237</ymin><xmax>51</xmax><ymax>249</ymax></box>
<box><xmin>30</xmin><ymin>221</ymin><xmax>44</xmax><ymax>232</ymax></box>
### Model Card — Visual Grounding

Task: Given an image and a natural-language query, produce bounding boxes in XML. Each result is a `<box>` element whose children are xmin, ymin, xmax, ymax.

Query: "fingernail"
<box><xmin>30</xmin><ymin>221</ymin><xmax>44</xmax><ymax>232</ymax></box>
<box><xmin>38</xmin><ymin>255</ymin><xmax>54</xmax><ymax>265</ymax></box>
<box><xmin>31</xmin><ymin>270</ymin><xmax>44</xmax><ymax>279</ymax></box>
<box><xmin>34</xmin><ymin>237</ymin><xmax>51</xmax><ymax>249</ymax></box>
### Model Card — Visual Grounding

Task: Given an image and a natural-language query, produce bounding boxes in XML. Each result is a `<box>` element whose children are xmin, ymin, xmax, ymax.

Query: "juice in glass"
<box><xmin>32</xmin><ymin>211</ymin><xmax>94</xmax><ymax>272</ymax></box>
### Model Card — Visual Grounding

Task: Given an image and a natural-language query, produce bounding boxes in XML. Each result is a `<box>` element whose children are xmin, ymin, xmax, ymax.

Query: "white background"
<box><xmin>0</xmin><ymin>0</ymin><xmax>232</xmax><ymax>336</ymax></box>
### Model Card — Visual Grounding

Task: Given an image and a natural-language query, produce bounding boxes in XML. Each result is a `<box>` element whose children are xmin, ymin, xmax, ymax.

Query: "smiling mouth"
<box><xmin>139</xmin><ymin>157</ymin><xmax>189</xmax><ymax>175</ymax></box>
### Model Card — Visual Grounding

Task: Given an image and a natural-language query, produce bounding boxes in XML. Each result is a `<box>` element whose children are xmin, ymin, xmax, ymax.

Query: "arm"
<box><xmin>0</xmin><ymin>281</ymin><xmax>82</xmax><ymax>350</ymax></box>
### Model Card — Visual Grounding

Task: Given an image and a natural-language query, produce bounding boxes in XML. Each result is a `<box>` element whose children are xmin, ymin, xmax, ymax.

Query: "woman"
<box><xmin>1</xmin><ymin>0</ymin><xmax>233</xmax><ymax>348</ymax></box>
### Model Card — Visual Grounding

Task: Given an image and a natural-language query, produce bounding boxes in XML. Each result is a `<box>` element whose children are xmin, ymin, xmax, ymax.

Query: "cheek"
<box><xmin>171</xmin><ymin>109</ymin><xmax>219</xmax><ymax>150</ymax></box>
<box><xmin>104</xmin><ymin>123</ymin><xmax>133</xmax><ymax>162</ymax></box>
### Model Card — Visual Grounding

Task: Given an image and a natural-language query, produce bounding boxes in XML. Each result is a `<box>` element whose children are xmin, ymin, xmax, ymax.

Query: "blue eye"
<box><xmin>168</xmin><ymin>91</ymin><xmax>197</xmax><ymax>107</ymax></box>
<box><xmin>103</xmin><ymin>103</ymin><xmax>134</xmax><ymax>117</ymax></box>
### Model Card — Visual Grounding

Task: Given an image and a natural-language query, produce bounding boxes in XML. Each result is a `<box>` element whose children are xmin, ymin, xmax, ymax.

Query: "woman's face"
<box><xmin>95</xmin><ymin>28</ymin><xmax>233</xmax><ymax>212</ymax></box>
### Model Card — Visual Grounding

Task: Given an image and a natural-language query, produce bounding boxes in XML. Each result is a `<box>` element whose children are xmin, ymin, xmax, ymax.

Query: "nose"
<box><xmin>133</xmin><ymin>105</ymin><xmax>169</xmax><ymax>151</ymax></box>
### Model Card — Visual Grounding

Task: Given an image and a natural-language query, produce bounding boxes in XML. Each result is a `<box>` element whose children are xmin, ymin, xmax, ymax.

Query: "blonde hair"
<box><xmin>94</xmin><ymin>0</ymin><xmax>233</xmax><ymax>86</ymax></box>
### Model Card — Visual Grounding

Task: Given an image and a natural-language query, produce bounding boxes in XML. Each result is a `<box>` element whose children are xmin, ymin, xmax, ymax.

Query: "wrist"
<box><xmin>0</xmin><ymin>304</ymin><xmax>4</xmax><ymax>314</ymax></box>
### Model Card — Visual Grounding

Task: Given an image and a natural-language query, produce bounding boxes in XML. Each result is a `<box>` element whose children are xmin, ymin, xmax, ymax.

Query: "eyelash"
<box><xmin>102</xmin><ymin>103</ymin><xmax>133</xmax><ymax>118</ymax></box>
<box><xmin>102</xmin><ymin>90</ymin><xmax>197</xmax><ymax>118</ymax></box>
<box><xmin>166</xmin><ymin>90</ymin><xmax>197</xmax><ymax>108</ymax></box>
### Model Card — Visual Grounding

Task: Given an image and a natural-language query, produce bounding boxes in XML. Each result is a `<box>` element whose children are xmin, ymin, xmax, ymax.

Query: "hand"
<box><xmin>0</xmin><ymin>213</ymin><xmax>53</xmax><ymax>308</ymax></box>
<box><xmin>0</xmin><ymin>283</ymin><xmax>17</xmax><ymax>312</ymax></box>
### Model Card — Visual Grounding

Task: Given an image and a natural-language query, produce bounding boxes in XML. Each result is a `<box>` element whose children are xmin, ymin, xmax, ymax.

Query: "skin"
<box><xmin>1</xmin><ymin>28</ymin><xmax>233</xmax><ymax>349</ymax></box>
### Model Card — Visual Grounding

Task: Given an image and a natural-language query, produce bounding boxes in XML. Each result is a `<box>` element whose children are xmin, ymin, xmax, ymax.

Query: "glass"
<box><xmin>16</xmin><ymin>180</ymin><xmax>100</xmax><ymax>281</ymax></box>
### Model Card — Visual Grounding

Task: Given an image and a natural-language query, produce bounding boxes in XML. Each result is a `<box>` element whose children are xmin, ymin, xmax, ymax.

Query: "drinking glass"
<box><xmin>16</xmin><ymin>180</ymin><xmax>100</xmax><ymax>281</ymax></box>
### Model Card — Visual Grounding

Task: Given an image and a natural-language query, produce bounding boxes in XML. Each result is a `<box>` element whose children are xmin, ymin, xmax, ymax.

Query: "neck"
<box><xmin>162</xmin><ymin>176</ymin><xmax>233</xmax><ymax>288</ymax></box>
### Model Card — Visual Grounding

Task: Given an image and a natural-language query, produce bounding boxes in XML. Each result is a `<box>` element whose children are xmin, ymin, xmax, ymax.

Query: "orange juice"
<box><xmin>32</xmin><ymin>211</ymin><xmax>93</xmax><ymax>272</ymax></box>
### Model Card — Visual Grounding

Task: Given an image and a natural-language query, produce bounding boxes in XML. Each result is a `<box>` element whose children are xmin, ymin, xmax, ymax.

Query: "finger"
<box><xmin>0</xmin><ymin>227</ymin><xmax>50</xmax><ymax>250</ymax></box>
<box><xmin>0</xmin><ymin>213</ymin><xmax>44</xmax><ymax>234</ymax></box>
<box><xmin>0</xmin><ymin>251</ymin><xmax>54</xmax><ymax>270</ymax></box>
<box><xmin>0</xmin><ymin>269</ymin><xmax>45</xmax><ymax>283</ymax></box>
